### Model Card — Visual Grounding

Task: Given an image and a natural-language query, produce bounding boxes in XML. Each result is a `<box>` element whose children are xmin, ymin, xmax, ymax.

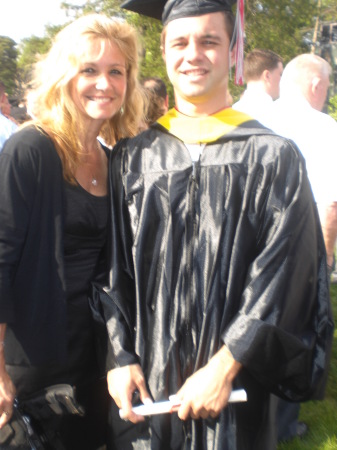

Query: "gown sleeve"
<box><xmin>97</xmin><ymin>140</ymin><xmax>139</xmax><ymax>371</ymax></box>
<box><xmin>223</xmin><ymin>140</ymin><xmax>334</xmax><ymax>402</ymax></box>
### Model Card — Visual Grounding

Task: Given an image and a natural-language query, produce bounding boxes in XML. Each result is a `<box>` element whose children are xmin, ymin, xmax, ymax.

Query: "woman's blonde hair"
<box><xmin>29</xmin><ymin>14</ymin><xmax>145</xmax><ymax>181</ymax></box>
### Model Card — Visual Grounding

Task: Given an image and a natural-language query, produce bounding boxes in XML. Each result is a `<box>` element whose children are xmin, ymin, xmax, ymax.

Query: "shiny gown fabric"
<box><xmin>96</xmin><ymin>118</ymin><xmax>333</xmax><ymax>449</ymax></box>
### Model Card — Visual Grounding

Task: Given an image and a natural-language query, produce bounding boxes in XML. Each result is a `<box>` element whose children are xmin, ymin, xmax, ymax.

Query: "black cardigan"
<box><xmin>0</xmin><ymin>126</ymin><xmax>67</xmax><ymax>365</ymax></box>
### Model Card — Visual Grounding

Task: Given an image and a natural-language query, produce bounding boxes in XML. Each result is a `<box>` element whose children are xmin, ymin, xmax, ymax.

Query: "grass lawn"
<box><xmin>277</xmin><ymin>284</ymin><xmax>337</xmax><ymax>450</ymax></box>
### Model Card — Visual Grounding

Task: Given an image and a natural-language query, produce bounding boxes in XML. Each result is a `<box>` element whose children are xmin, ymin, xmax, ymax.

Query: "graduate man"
<box><xmin>96</xmin><ymin>1</ymin><xmax>334</xmax><ymax>448</ymax></box>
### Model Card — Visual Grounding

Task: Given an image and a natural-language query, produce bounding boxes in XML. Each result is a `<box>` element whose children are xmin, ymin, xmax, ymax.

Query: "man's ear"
<box><xmin>262</xmin><ymin>69</ymin><xmax>271</xmax><ymax>83</ymax></box>
<box><xmin>311</xmin><ymin>76</ymin><xmax>320</xmax><ymax>94</ymax></box>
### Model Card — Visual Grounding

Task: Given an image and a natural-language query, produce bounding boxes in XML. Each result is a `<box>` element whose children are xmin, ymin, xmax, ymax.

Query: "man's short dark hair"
<box><xmin>141</xmin><ymin>77</ymin><xmax>167</xmax><ymax>101</ymax></box>
<box><xmin>244</xmin><ymin>49</ymin><xmax>283</xmax><ymax>81</ymax></box>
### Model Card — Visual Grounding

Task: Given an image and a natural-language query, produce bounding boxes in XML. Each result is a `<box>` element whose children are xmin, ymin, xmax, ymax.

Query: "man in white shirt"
<box><xmin>232</xmin><ymin>48</ymin><xmax>283</xmax><ymax>123</ymax></box>
<box><xmin>268</xmin><ymin>53</ymin><xmax>337</xmax><ymax>269</ymax></box>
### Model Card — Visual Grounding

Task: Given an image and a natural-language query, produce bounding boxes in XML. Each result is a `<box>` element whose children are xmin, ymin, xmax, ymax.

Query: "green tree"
<box><xmin>230</xmin><ymin>0</ymin><xmax>319</xmax><ymax>100</ymax></box>
<box><xmin>123</xmin><ymin>12</ymin><xmax>173</xmax><ymax>104</ymax></box>
<box><xmin>328</xmin><ymin>94</ymin><xmax>337</xmax><ymax>120</ymax></box>
<box><xmin>17</xmin><ymin>37</ymin><xmax>51</xmax><ymax>82</ymax></box>
<box><xmin>15</xmin><ymin>24</ymin><xmax>68</xmax><ymax>102</ymax></box>
<box><xmin>0</xmin><ymin>36</ymin><xmax>18</xmax><ymax>95</ymax></box>
<box><xmin>245</xmin><ymin>0</ymin><xmax>318</xmax><ymax>59</ymax></box>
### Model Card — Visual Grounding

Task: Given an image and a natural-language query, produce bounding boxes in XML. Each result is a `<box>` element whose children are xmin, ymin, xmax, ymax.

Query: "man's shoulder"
<box><xmin>115</xmin><ymin>126</ymin><xmax>175</xmax><ymax>150</ymax></box>
<box><xmin>315</xmin><ymin>109</ymin><xmax>337</xmax><ymax>127</ymax></box>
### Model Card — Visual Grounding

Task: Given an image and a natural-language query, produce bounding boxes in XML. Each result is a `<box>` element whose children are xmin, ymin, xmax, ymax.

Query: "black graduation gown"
<box><xmin>95</xmin><ymin>117</ymin><xmax>333</xmax><ymax>449</ymax></box>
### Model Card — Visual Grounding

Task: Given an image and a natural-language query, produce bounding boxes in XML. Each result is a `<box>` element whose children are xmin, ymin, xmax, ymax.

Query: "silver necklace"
<box><xmin>91</xmin><ymin>141</ymin><xmax>101</xmax><ymax>186</ymax></box>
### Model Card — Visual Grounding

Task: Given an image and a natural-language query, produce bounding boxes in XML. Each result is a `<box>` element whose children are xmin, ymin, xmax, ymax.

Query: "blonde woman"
<box><xmin>0</xmin><ymin>14</ymin><xmax>144</xmax><ymax>449</ymax></box>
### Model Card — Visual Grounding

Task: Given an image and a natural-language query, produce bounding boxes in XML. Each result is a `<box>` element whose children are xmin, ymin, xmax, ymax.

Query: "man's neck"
<box><xmin>174</xmin><ymin>96</ymin><xmax>230</xmax><ymax>118</ymax></box>
<box><xmin>246</xmin><ymin>81</ymin><xmax>270</xmax><ymax>97</ymax></box>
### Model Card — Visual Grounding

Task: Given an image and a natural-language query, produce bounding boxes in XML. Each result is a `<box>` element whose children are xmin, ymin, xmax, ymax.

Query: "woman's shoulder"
<box><xmin>2</xmin><ymin>124</ymin><xmax>57</xmax><ymax>160</ymax></box>
<box><xmin>0</xmin><ymin>125</ymin><xmax>62</xmax><ymax>181</ymax></box>
<box><xmin>8</xmin><ymin>124</ymin><xmax>53</xmax><ymax>147</ymax></box>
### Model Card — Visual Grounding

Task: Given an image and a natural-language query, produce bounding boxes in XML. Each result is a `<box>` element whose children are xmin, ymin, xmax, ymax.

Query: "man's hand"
<box><xmin>0</xmin><ymin>366</ymin><xmax>16</xmax><ymax>428</ymax></box>
<box><xmin>176</xmin><ymin>345</ymin><xmax>242</xmax><ymax>420</ymax></box>
<box><xmin>107</xmin><ymin>364</ymin><xmax>152</xmax><ymax>423</ymax></box>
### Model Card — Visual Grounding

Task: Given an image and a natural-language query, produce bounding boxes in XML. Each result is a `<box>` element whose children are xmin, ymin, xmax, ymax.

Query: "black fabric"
<box><xmin>0</xmin><ymin>126</ymin><xmax>67</xmax><ymax>365</ymax></box>
<box><xmin>121</xmin><ymin>0</ymin><xmax>167</xmax><ymax>20</ymax></box>
<box><xmin>0</xmin><ymin>126</ymin><xmax>110</xmax><ymax>449</ymax></box>
<box><xmin>121</xmin><ymin>0</ymin><xmax>236</xmax><ymax>23</ymax></box>
<box><xmin>62</xmin><ymin>181</ymin><xmax>108</xmax><ymax>382</ymax></box>
<box><xmin>96</xmin><ymin>116</ymin><xmax>334</xmax><ymax>449</ymax></box>
<box><xmin>276</xmin><ymin>399</ymin><xmax>300</xmax><ymax>442</ymax></box>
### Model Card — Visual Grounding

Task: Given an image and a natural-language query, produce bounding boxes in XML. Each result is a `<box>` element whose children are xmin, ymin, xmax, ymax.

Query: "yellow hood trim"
<box><xmin>157</xmin><ymin>108</ymin><xmax>253</xmax><ymax>143</ymax></box>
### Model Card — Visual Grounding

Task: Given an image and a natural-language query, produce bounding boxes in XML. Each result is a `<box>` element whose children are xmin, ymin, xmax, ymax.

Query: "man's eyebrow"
<box><xmin>201</xmin><ymin>33</ymin><xmax>222</xmax><ymax>41</ymax></box>
<box><xmin>168</xmin><ymin>33</ymin><xmax>222</xmax><ymax>42</ymax></box>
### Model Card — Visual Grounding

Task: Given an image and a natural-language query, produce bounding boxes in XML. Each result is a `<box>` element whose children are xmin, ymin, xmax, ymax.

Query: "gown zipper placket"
<box><xmin>184</xmin><ymin>159</ymin><xmax>200</xmax><ymax>377</ymax></box>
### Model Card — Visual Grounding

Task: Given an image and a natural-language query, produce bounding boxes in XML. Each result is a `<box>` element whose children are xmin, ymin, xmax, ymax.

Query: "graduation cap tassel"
<box><xmin>234</xmin><ymin>0</ymin><xmax>245</xmax><ymax>85</ymax></box>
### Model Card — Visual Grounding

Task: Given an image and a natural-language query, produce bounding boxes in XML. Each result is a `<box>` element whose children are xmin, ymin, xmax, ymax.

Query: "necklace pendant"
<box><xmin>91</xmin><ymin>178</ymin><xmax>98</xmax><ymax>186</ymax></box>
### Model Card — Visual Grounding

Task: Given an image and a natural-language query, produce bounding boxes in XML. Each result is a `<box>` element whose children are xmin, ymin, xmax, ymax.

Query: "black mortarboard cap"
<box><xmin>121</xmin><ymin>0</ymin><xmax>166</xmax><ymax>21</ymax></box>
<box><xmin>121</xmin><ymin>0</ymin><xmax>236</xmax><ymax>25</ymax></box>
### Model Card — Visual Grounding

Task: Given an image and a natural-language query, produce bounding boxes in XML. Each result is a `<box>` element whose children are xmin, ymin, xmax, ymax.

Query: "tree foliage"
<box><xmin>245</xmin><ymin>0</ymin><xmax>318</xmax><ymax>60</ymax></box>
<box><xmin>229</xmin><ymin>0</ymin><xmax>319</xmax><ymax>100</ymax></box>
<box><xmin>328</xmin><ymin>94</ymin><xmax>337</xmax><ymax>120</ymax></box>
<box><xmin>0</xmin><ymin>36</ymin><xmax>18</xmax><ymax>95</ymax></box>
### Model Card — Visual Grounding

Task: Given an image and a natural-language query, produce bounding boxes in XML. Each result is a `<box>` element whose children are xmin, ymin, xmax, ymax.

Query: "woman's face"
<box><xmin>70</xmin><ymin>38</ymin><xmax>127</xmax><ymax>127</ymax></box>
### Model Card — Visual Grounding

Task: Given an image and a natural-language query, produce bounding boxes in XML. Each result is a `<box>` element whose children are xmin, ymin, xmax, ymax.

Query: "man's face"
<box><xmin>163</xmin><ymin>12</ymin><xmax>233</xmax><ymax>114</ymax></box>
<box><xmin>268</xmin><ymin>61</ymin><xmax>283</xmax><ymax>100</ymax></box>
<box><xmin>1</xmin><ymin>95</ymin><xmax>11</xmax><ymax>116</ymax></box>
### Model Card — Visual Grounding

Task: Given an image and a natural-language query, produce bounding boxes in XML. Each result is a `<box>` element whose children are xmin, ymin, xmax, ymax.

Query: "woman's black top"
<box><xmin>62</xmin><ymin>181</ymin><xmax>108</xmax><ymax>384</ymax></box>
<box><xmin>7</xmin><ymin>181</ymin><xmax>108</xmax><ymax>396</ymax></box>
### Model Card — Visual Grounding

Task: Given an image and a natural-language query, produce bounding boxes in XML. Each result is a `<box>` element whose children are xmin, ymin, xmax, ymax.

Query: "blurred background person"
<box><xmin>138</xmin><ymin>77</ymin><xmax>169</xmax><ymax>131</ymax></box>
<box><xmin>0</xmin><ymin>93</ymin><xmax>18</xmax><ymax>125</ymax></box>
<box><xmin>232</xmin><ymin>48</ymin><xmax>283</xmax><ymax>123</ymax></box>
<box><xmin>0</xmin><ymin>13</ymin><xmax>144</xmax><ymax>449</ymax></box>
<box><xmin>268</xmin><ymin>53</ymin><xmax>337</xmax><ymax>272</ymax></box>
<box><xmin>141</xmin><ymin>76</ymin><xmax>169</xmax><ymax>115</ymax></box>
<box><xmin>0</xmin><ymin>81</ymin><xmax>17</xmax><ymax>151</ymax></box>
